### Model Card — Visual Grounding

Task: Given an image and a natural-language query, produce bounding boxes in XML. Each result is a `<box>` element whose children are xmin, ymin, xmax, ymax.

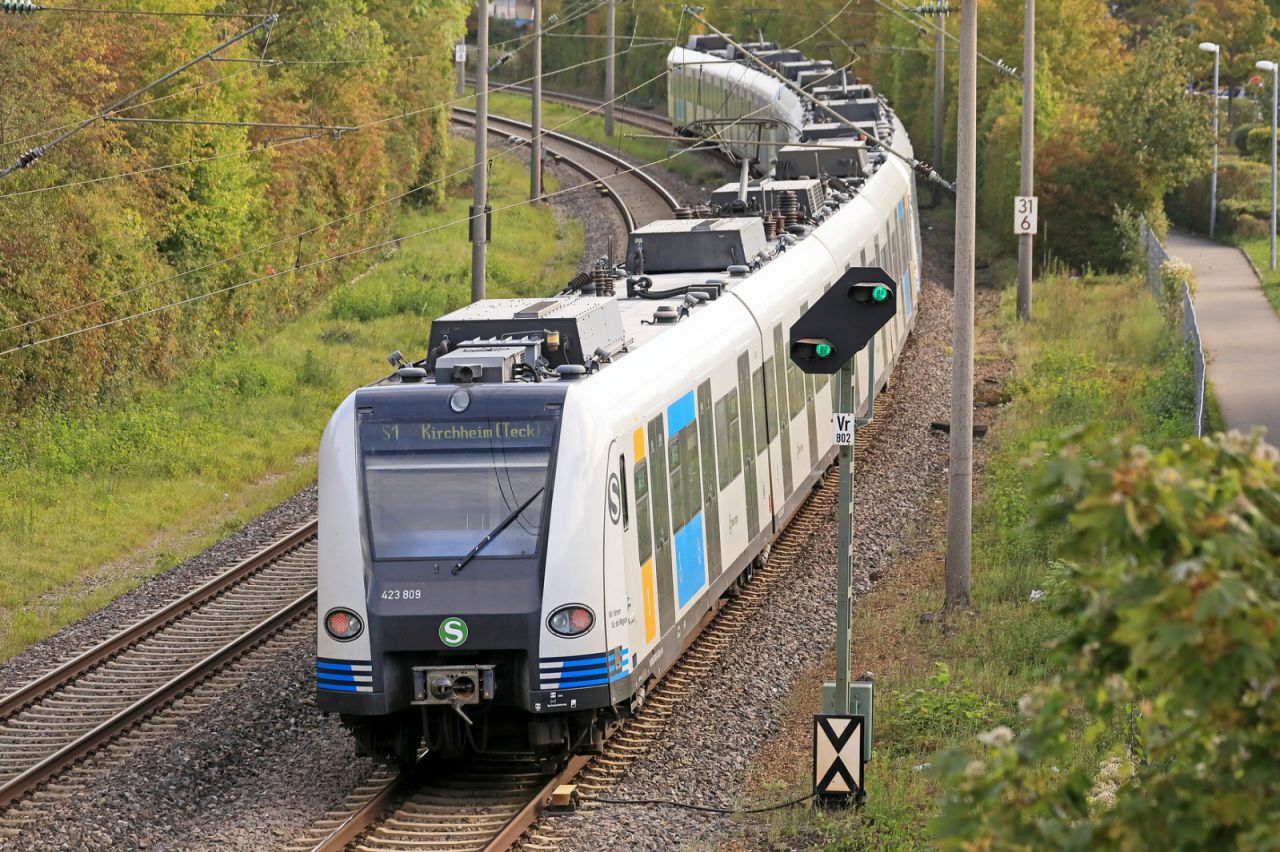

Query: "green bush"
<box><xmin>933</xmin><ymin>431</ymin><xmax>1280</xmax><ymax>850</ymax></box>
<box><xmin>1246</xmin><ymin>126</ymin><xmax>1277</xmax><ymax>162</ymax></box>
<box><xmin>1232</xmin><ymin>122</ymin><xmax>1263</xmax><ymax>154</ymax></box>
<box><xmin>882</xmin><ymin>663</ymin><xmax>1003</xmax><ymax>756</ymax></box>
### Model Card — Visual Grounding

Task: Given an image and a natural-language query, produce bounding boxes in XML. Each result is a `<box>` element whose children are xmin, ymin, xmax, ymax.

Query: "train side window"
<box><xmin>753</xmin><ymin>365</ymin><xmax>769</xmax><ymax>451</ymax></box>
<box><xmin>668</xmin><ymin>437</ymin><xmax>686</xmax><ymax>528</ymax></box>
<box><xmin>762</xmin><ymin>358</ymin><xmax>778</xmax><ymax>440</ymax></box>
<box><xmin>725</xmin><ymin>389</ymin><xmax>743</xmax><ymax>480</ymax></box>
<box><xmin>634</xmin><ymin>459</ymin><xmax>651</xmax><ymax>563</ymax></box>
<box><xmin>714</xmin><ymin>395</ymin><xmax>731</xmax><ymax>485</ymax></box>
<box><xmin>619</xmin><ymin>453</ymin><xmax>629</xmax><ymax>530</ymax></box>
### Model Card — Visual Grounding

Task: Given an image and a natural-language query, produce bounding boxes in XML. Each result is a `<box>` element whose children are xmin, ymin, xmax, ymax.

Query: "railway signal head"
<box><xmin>788</xmin><ymin>267</ymin><xmax>898</xmax><ymax>374</ymax></box>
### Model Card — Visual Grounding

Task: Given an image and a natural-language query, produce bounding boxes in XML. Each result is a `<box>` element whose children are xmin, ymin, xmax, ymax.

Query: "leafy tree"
<box><xmin>1096</xmin><ymin>28</ymin><xmax>1213</xmax><ymax>212</ymax></box>
<box><xmin>1190</xmin><ymin>0</ymin><xmax>1275</xmax><ymax>125</ymax></box>
<box><xmin>933</xmin><ymin>430</ymin><xmax>1280</xmax><ymax>849</ymax></box>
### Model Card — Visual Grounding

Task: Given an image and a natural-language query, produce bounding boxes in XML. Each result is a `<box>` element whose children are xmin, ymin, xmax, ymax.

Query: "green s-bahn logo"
<box><xmin>439</xmin><ymin>616</ymin><xmax>469</xmax><ymax>647</ymax></box>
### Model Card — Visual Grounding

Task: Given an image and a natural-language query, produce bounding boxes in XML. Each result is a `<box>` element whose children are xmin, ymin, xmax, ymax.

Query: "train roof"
<box><xmin>401</xmin><ymin>45</ymin><xmax>912</xmax><ymax>390</ymax></box>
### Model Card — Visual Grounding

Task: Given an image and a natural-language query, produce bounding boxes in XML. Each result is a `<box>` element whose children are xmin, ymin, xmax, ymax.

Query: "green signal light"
<box><xmin>872</xmin><ymin>285</ymin><xmax>889</xmax><ymax>302</ymax></box>
<box><xmin>815</xmin><ymin>342</ymin><xmax>833</xmax><ymax>358</ymax></box>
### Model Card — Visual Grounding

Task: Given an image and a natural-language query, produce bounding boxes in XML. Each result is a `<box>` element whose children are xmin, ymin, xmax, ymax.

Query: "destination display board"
<box><xmin>361</xmin><ymin>419</ymin><xmax>555</xmax><ymax>452</ymax></box>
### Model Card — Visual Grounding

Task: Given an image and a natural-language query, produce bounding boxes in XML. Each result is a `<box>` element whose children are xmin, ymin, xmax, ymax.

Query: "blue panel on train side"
<box><xmin>903</xmin><ymin>268</ymin><xmax>913</xmax><ymax>318</ymax></box>
<box><xmin>667</xmin><ymin>391</ymin><xmax>696</xmax><ymax>437</ymax></box>
<box><xmin>674</xmin><ymin>513</ymin><xmax>707</xmax><ymax>608</ymax></box>
<box><xmin>898</xmin><ymin>200</ymin><xmax>905</xmax><ymax>221</ymax></box>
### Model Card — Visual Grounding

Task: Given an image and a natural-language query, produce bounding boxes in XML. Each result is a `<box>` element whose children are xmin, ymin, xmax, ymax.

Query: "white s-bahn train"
<box><xmin>315</xmin><ymin>37</ymin><xmax>923</xmax><ymax>767</ymax></box>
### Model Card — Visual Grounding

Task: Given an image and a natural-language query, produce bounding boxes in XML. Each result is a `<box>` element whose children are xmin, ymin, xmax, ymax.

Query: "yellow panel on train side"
<box><xmin>642</xmin><ymin>559</ymin><xmax>657</xmax><ymax>643</ymax></box>
<box><xmin>632</xmin><ymin>427</ymin><xmax>646</xmax><ymax>464</ymax></box>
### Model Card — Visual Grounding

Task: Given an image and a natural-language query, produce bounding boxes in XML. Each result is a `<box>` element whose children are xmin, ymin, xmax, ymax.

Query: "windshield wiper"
<box><xmin>452</xmin><ymin>486</ymin><xmax>546</xmax><ymax>575</ymax></box>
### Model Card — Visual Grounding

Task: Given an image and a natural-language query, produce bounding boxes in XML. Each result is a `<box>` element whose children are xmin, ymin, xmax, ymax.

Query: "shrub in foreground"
<box><xmin>933</xmin><ymin>430</ymin><xmax>1280</xmax><ymax>850</ymax></box>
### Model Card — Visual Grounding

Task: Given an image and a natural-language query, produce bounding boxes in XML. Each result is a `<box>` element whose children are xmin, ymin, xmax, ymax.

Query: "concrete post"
<box><xmin>946</xmin><ymin>0</ymin><xmax>977</xmax><ymax>611</ymax></box>
<box><xmin>604</xmin><ymin>0</ymin><xmax>616</xmax><ymax>136</ymax></box>
<box><xmin>531</xmin><ymin>0</ymin><xmax>543</xmax><ymax>201</ymax></box>
<box><xmin>472</xmin><ymin>0</ymin><xmax>489</xmax><ymax>302</ymax></box>
<box><xmin>1016</xmin><ymin>0</ymin><xmax>1034</xmax><ymax>321</ymax></box>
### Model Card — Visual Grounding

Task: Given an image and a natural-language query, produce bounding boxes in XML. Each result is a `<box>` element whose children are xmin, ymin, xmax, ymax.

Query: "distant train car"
<box><xmin>317</xmin><ymin>39</ymin><xmax>923</xmax><ymax>769</ymax></box>
<box><xmin>666</xmin><ymin>40</ymin><xmax>803</xmax><ymax>171</ymax></box>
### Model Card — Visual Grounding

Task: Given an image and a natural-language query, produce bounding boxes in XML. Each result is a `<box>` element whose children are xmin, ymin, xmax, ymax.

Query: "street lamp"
<box><xmin>1258</xmin><ymin>59</ymin><xmax>1277</xmax><ymax>269</ymax></box>
<box><xmin>1200</xmin><ymin>42</ymin><xmax>1219</xmax><ymax>237</ymax></box>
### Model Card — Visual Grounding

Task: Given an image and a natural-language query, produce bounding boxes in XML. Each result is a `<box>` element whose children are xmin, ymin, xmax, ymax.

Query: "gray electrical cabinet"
<box><xmin>626</xmin><ymin>218</ymin><xmax>769</xmax><ymax>274</ymax></box>
<box><xmin>775</xmin><ymin>140</ymin><xmax>868</xmax><ymax>179</ymax></box>
<box><xmin>823</xmin><ymin>98</ymin><xmax>881</xmax><ymax>124</ymax></box>
<box><xmin>428</xmin><ymin>297</ymin><xmax>625</xmax><ymax>369</ymax></box>
<box><xmin>708</xmin><ymin>178</ymin><xmax>828</xmax><ymax>220</ymax></box>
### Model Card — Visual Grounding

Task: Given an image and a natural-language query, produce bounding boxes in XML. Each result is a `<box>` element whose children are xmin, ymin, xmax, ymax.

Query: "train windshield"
<box><xmin>360</xmin><ymin>418</ymin><xmax>556</xmax><ymax>561</ymax></box>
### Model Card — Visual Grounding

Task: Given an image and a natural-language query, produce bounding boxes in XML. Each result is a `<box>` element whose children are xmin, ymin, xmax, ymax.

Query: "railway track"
<box><xmin>0</xmin><ymin>524</ymin><xmax>318</xmax><ymax>811</ymax></box>
<box><xmin>450</xmin><ymin>106</ymin><xmax>681</xmax><ymax>230</ymax></box>
<box><xmin>0</xmin><ymin>108</ymin><xmax>727</xmax><ymax>846</ymax></box>
<box><xmin>287</xmin><ymin>416</ymin><xmax>889</xmax><ymax>852</ymax></box>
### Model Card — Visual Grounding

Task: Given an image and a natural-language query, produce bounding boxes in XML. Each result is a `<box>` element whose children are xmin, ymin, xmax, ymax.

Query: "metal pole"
<box><xmin>931</xmin><ymin>13</ymin><xmax>945</xmax><ymax>208</ymax></box>
<box><xmin>472</xmin><ymin>0</ymin><xmax>489</xmax><ymax>302</ymax></box>
<box><xmin>946</xmin><ymin>0</ymin><xmax>977</xmax><ymax>611</ymax></box>
<box><xmin>1210</xmin><ymin>49</ymin><xmax>1218</xmax><ymax>237</ymax></box>
<box><xmin>834</xmin><ymin>360</ymin><xmax>855</xmax><ymax>714</ymax></box>
<box><xmin>456</xmin><ymin>37</ymin><xmax>466</xmax><ymax>96</ymax></box>
<box><xmin>1272</xmin><ymin>64</ymin><xmax>1277</xmax><ymax>271</ymax></box>
<box><xmin>531</xmin><ymin>0</ymin><xmax>543</xmax><ymax>201</ymax></box>
<box><xmin>1016</xmin><ymin>0</ymin><xmax>1034</xmax><ymax>321</ymax></box>
<box><xmin>604</xmin><ymin>0</ymin><xmax>616</xmax><ymax>137</ymax></box>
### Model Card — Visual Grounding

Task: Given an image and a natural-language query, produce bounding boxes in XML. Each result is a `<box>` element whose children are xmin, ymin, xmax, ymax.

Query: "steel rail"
<box><xmin>451</xmin><ymin>106</ymin><xmax>680</xmax><ymax>230</ymax></box>
<box><xmin>0</xmin><ymin>589</ymin><xmax>315</xmax><ymax>809</ymax></box>
<box><xmin>0</xmin><ymin>521</ymin><xmax>317</xmax><ymax>721</ymax></box>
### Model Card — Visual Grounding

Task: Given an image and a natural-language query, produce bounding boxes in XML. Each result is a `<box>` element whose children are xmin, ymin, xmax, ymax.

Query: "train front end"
<box><xmin>316</xmin><ymin>297</ymin><xmax>626</xmax><ymax>768</ymax></box>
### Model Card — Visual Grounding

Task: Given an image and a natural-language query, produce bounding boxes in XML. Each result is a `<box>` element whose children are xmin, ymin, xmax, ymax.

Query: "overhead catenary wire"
<box><xmin>1</xmin><ymin>0</ymin><xmax>866</xmax><ymax>352</ymax></box>
<box><xmin>684</xmin><ymin>6</ymin><xmax>955</xmax><ymax>192</ymax></box>
<box><xmin>0</xmin><ymin>47</ymin><xmax>672</xmax><ymax>338</ymax></box>
<box><xmin>1</xmin><ymin>51</ymin><xmax>803</xmax><ymax>357</ymax></box>
<box><xmin>870</xmin><ymin>0</ymin><xmax>1020</xmax><ymax>79</ymax></box>
<box><xmin>0</xmin><ymin>15</ymin><xmax>277</xmax><ymax>179</ymax></box>
<box><xmin>3</xmin><ymin>3</ymin><xmax>268</xmax><ymax>16</ymax></box>
<box><xmin>0</xmin><ymin>40</ymin><xmax>665</xmax><ymax>202</ymax></box>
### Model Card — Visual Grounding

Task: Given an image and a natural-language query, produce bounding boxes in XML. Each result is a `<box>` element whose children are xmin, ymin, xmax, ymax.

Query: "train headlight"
<box><xmin>325</xmin><ymin>608</ymin><xmax>364</xmax><ymax>641</ymax></box>
<box><xmin>547</xmin><ymin>604</ymin><xmax>595</xmax><ymax>638</ymax></box>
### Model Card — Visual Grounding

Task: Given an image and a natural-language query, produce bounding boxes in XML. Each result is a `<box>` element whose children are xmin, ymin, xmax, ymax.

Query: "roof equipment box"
<box><xmin>775</xmin><ymin>140</ymin><xmax>869</xmax><ymax>179</ymax></box>
<box><xmin>626</xmin><ymin>218</ymin><xmax>768</xmax><ymax>274</ymax></box>
<box><xmin>709</xmin><ymin>178</ymin><xmax>828</xmax><ymax>221</ymax></box>
<box><xmin>428</xmin><ymin>297</ymin><xmax>624</xmax><ymax>369</ymax></box>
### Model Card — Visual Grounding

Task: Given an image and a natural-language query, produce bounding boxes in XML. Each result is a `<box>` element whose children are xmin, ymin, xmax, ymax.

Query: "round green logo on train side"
<box><xmin>439</xmin><ymin>616</ymin><xmax>469</xmax><ymax>647</ymax></box>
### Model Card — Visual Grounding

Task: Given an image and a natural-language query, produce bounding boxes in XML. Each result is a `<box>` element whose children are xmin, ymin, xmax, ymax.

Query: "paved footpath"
<box><xmin>1166</xmin><ymin>229</ymin><xmax>1280</xmax><ymax>442</ymax></box>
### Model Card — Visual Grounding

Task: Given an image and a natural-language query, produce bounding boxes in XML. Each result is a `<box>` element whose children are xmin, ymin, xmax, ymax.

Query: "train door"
<box><xmin>771</xmin><ymin>324</ymin><xmax>793</xmax><ymax>503</ymax></box>
<box><xmin>736</xmin><ymin>352</ymin><xmax>762</xmax><ymax>543</ymax></box>
<box><xmin>603</xmin><ymin>443</ymin><xmax>636</xmax><ymax>704</ymax></box>
<box><xmin>630</xmin><ymin>429</ymin><xmax>660</xmax><ymax>659</ymax></box>
<box><xmin>666</xmin><ymin>392</ymin><xmax>707</xmax><ymax>615</ymax></box>
<box><xmin>696</xmin><ymin>381</ymin><xmax>723</xmax><ymax>582</ymax></box>
<box><xmin>646</xmin><ymin>417</ymin><xmax>676</xmax><ymax>639</ymax></box>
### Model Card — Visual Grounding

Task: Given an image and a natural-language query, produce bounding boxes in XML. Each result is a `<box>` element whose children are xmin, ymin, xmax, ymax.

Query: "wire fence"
<box><xmin>1139</xmin><ymin>218</ymin><xmax>1206</xmax><ymax>436</ymax></box>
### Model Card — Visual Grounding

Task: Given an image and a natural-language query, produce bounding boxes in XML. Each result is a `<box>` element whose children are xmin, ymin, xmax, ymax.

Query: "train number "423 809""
<box><xmin>380</xmin><ymin>588</ymin><xmax>422</xmax><ymax>600</ymax></box>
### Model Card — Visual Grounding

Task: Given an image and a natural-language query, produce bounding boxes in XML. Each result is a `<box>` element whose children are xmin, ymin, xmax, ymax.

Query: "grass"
<box><xmin>1233</xmin><ymin>236</ymin><xmax>1280</xmax><ymax>315</ymax></box>
<box><xmin>483</xmin><ymin>87</ymin><xmax>729</xmax><ymax>188</ymax></box>
<box><xmin>0</xmin><ymin>137</ymin><xmax>582</xmax><ymax>661</ymax></box>
<box><xmin>736</xmin><ymin>271</ymin><xmax>1201</xmax><ymax>849</ymax></box>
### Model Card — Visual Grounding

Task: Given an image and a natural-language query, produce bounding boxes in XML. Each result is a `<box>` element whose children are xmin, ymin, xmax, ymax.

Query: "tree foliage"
<box><xmin>0</xmin><ymin>0</ymin><xmax>466</xmax><ymax>420</ymax></box>
<box><xmin>933</xmin><ymin>431</ymin><xmax>1280</xmax><ymax>849</ymax></box>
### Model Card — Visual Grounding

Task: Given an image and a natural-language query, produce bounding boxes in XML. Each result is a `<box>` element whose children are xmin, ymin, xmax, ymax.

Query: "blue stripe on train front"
<box><xmin>317</xmin><ymin>658</ymin><xmax>374</xmax><ymax>692</ymax></box>
<box><xmin>539</xmin><ymin>647</ymin><xmax>631</xmax><ymax>689</ymax></box>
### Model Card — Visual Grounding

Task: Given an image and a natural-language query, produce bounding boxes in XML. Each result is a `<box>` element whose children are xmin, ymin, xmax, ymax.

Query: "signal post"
<box><xmin>789</xmin><ymin>267</ymin><xmax>897</xmax><ymax>805</ymax></box>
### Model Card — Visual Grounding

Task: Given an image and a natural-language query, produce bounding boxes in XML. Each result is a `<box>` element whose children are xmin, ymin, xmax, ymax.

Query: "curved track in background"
<box><xmin>450</xmin><ymin>106</ymin><xmax>681</xmax><ymax>233</ymax></box>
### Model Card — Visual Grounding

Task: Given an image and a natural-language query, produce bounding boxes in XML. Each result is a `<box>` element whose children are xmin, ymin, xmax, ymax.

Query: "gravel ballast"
<box><xmin>2</xmin><ymin>123</ymin><xmax>967</xmax><ymax>851</ymax></box>
<box><xmin>543</xmin><ymin>228</ymin><xmax>959</xmax><ymax>851</ymax></box>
